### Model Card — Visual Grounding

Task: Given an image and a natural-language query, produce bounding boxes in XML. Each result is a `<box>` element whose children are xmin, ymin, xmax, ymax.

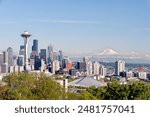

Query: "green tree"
<box><xmin>105</xmin><ymin>80</ymin><xmax>121</xmax><ymax>100</ymax></box>
<box><xmin>85</xmin><ymin>81</ymin><xmax>150</xmax><ymax>100</ymax></box>
<box><xmin>129</xmin><ymin>82</ymin><xmax>150</xmax><ymax>100</ymax></box>
<box><xmin>32</xmin><ymin>75</ymin><xmax>66</xmax><ymax>100</ymax></box>
<box><xmin>67</xmin><ymin>92</ymin><xmax>84</xmax><ymax>100</ymax></box>
<box><xmin>80</xmin><ymin>91</ymin><xmax>97</xmax><ymax>100</ymax></box>
<box><xmin>0</xmin><ymin>84</ymin><xmax>6</xmax><ymax>99</ymax></box>
<box><xmin>87</xmin><ymin>86</ymin><xmax>106</xmax><ymax>100</ymax></box>
<box><xmin>1</xmin><ymin>73</ymin><xmax>150</xmax><ymax>100</ymax></box>
<box><xmin>2</xmin><ymin>73</ymin><xmax>67</xmax><ymax>100</ymax></box>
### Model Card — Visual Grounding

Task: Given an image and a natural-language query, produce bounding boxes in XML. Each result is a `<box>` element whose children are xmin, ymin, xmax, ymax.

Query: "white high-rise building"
<box><xmin>86</xmin><ymin>61</ymin><xmax>93</xmax><ymax>76</ymax></box>
<box><xmin>93</xmin><ymin>62</ymin><xmax>100</xmax><ymax>75</ymax></box>
<box><xmin>7</xmin><ymin>47</ymin><xmax>14</xmax><ymax>66</ymax></box>
<box><xmin>115</xmin><ymin>60</ymin><xmax>125</xmax><ymax>76</ymax></box>
<box><xmin>52</xmin><ymin>60</ymin><xmax>60</xmax><ymax>73</ymax></box>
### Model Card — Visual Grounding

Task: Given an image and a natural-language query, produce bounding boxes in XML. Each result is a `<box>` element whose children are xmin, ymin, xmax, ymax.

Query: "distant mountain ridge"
<box><xmin>99</xmin><ymin>48</ymin><xmax>119</xmax><ymax>56</ymax></box>
<box><xmin>68</xmin><ymin>48</ymin><xmax>150</xmax><ymax>63</ymax></box>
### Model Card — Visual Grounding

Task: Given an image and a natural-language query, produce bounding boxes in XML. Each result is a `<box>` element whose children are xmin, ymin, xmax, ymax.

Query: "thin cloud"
<box><xmin>27</xmin><ymin>19</ymin><xmax>128</xmax><ymax>26</ymax></box>
<box><xmin>0</xmin><ymin>19</ymin><xmax>127</xmax><ymax>26</ymax></box>
<box><xmin>27</xmin><ymin>19</ymin><xmax>105</xmax><ymax>24</ymax></box>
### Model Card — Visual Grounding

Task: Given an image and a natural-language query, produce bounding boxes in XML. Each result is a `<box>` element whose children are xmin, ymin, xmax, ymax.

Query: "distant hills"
<box><xmin>68</xmin><ymin>48</ymin><xmax>150</xmax><ymax>64</ymax></box>
<box><xmin>97</xmin><ymin>48</ymin><xmax>119</xmax><ymax>56</ymax></box>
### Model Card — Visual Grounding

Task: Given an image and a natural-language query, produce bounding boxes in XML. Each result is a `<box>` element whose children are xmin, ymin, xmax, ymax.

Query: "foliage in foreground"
<box><xmin>0</xmin><ymin>73</ymin><xmax>94</xmax><ymax>100</ymax></box>
<box><xmin>1</xmin><ymin>73</ymin><xmax>66</xmax><ymax>100</ymax></box>
<box><xmin>0</xmin><ymin>73</ymin><xmax>150</xmax><ymax>100</ymax></box>
<box><xmin>86</xmin><ymin>81</ymin><xmax>150</xmax><ymax>100</ymax></box>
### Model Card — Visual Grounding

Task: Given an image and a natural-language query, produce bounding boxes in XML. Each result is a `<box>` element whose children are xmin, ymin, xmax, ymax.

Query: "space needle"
<box><xmin>21</xmin><ymin>31</ymin><xmax>31</xmax><ymax>71</ymax></box>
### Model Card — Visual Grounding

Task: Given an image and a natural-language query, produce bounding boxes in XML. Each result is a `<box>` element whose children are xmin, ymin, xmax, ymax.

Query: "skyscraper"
<box><xmin>59</xmin><ymin>50</ymin><xmax>64</xmax><ymax>67</ymax></box>
<box><xmin>7</xmin><ymin>47</ymin><xmax>14</xmax><ymax>66</ymax></box>
<box><xmin>32</xmin><ymin>39</ymin><xmax>38</xmax><ymax>56</ymax></box>
<box><xmin>40</xmin><ymin>49</ymin><xmax>47</xmax><ymax>63</ymax></box>
<box><xmin>17</xmin><ymin>55</ymin><xmax>24</xmax><ymax>66</ymax></box>
<box><xmin>93</xmin><ymin>62</ymin><xmax>100</xmax><ymax>75</ymax></box>
<box><xmin>47</xmin><ymin>44</ymin><xmax>53</xmax><ymax>64</ymax></box>
<box><xmin>3</xmin><ymin>51</ymin><xmax>8</xmax><ymax>64</ymax></box>
<box><xmin>115</xmin><ymin>60</ymin><xmax>125</xmax><ymax>76</ymax></box>
<box><xmin>86</xmin><ymin>61</ymin><xmax>93</xmax><ymax>76</ymax></box>
<box><xmin>77</xmin><ymin>61</ymin><xmax>86</xmax><ymax>72</ymax></box>
<box><xmin>34</xmin><ymin>56</ymin><xmax>41</xmax><ymax>70</ymax></box>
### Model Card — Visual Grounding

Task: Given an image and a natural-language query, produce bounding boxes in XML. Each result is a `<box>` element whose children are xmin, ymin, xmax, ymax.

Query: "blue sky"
<box><xmin>0</xmin><ymin>0</ymin><xmax>150</xmax><ymax>55</ymax></box>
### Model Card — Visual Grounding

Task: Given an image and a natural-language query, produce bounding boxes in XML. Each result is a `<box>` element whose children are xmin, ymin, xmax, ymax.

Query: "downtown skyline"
<box><xmin>0</xmin><ymin>0</ymin><xmax>150</xmax><ymax>58</ymax></box>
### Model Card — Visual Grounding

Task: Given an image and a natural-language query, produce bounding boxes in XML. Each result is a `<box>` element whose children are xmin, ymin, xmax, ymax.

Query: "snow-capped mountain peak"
<box><xmin>100</xmin><ymin>48</ymin><xmax>119</xmax><ymax>56</ymax></box>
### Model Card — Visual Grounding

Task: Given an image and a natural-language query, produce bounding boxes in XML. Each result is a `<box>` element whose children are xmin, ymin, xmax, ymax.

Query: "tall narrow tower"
<box><xmin>32</xmin><ymin>39</ymin><xmax>38</xmax><ymax>56</ymax></box>
<box><xmin>21</xmin><ymin>31</ymin><xmax>31</xmax><ymax>71</ymax></box>
<box><xmin>47</xmin><ymin>44</ymin><xmax>54</xmax><ymax>64</ymax></box>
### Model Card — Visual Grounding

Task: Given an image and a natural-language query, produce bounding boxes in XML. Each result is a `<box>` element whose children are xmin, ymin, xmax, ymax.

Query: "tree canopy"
<box><xmin>0</xmin><ymin>73</ymin><xmax>150</xmax><ymax>100</ymax></box>
<box><xmin>1</xmin><ymin>73</ymin><xmax>66</xmax><ymax>100</ymax></box>
<box><xmin>0</xmin><ymin>73</ymin><xmax>93</xmax><ymax>100</ymax></box>
<box><xmin>86</xmin><ymin>80</ymin><xmax>150</xmax><ymax>100</ymax></box>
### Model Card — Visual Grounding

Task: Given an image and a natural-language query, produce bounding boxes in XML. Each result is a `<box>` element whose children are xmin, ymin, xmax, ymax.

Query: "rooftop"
<box><xmin>68</xmin><ymin>77</ymin><xmax>107</xmax><ymax>87</ymax></box>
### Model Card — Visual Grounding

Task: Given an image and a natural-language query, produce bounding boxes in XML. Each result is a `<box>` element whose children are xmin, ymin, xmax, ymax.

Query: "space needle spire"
<box><xmin>21</xmin><ymin>31</ymin><xmax>31</xmax><ymax>71</ymax></box>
